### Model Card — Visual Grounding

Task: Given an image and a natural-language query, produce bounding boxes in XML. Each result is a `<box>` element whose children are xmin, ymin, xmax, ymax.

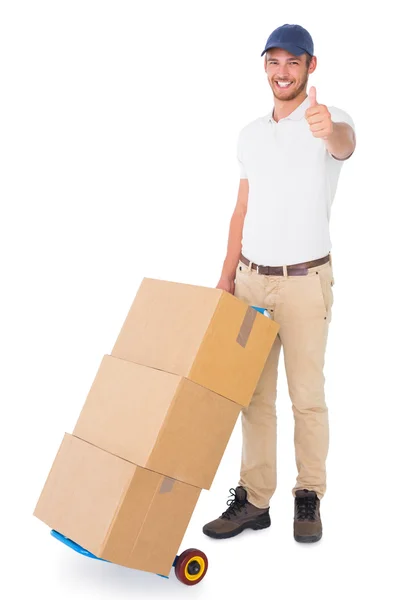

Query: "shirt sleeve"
<box><xmin>237</xmin><ymin>131</ymin><xmax>248</xmax><ymax>178</ymax></box>
<box><xmin>329</xmin><ymin>107</ymin><xmax>356</xmax><ymax>134</ymax></box>
<box><xmin>327</xmin><ymin>107</ymin><xmax>356</xmax><ymax>161</ymax></box>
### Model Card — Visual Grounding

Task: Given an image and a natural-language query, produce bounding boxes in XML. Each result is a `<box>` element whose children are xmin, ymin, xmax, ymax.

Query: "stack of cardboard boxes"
<box><xmin>34</xmin><ymin>277</ymin><xmax>279</xmax><ymax>577</ymax></box>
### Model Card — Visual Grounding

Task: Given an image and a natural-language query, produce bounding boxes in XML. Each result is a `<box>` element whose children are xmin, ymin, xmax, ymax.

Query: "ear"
<box><xmin>308</xmin><ymin>55</ymin><xmax>317</xmax><ymax>74</ymax></box>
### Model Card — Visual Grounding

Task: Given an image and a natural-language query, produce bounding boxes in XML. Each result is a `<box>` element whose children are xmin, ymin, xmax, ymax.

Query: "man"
<box><xmin>202</xmin><ymin>23</ymin><xmax>356</xmax><ymax>543</ymax></box>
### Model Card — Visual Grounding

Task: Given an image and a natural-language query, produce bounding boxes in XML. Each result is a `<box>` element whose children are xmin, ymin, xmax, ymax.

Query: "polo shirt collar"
<box><xmin>266</xmin><ymin>95</ymin><xmax>310</xmax><ymax>123</ymax></box>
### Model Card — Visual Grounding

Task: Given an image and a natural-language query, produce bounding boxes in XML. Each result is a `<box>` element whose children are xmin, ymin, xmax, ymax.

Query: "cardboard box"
<box><xmin>112</xmin><ymin>278</ymin><xmax>280</xmax><ymax>407</ymax></box>
<box><xmin>73</xmin><ymin>354</ymin><xmax>241</xmax><ymax>489</ymax></box>
<box><xmin>34</xmin><ymin>434</ymin><xmax>200</xmax><ymax>577</ymax></box>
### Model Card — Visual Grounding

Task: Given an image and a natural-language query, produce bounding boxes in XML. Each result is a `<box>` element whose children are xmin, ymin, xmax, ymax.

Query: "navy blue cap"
<box><xmin>261</xmin><ymin>24</ymin><xmax>314</xmax><ymax>58</ymax></box>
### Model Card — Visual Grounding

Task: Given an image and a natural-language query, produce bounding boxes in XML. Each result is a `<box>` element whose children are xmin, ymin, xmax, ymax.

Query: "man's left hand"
<box><xmin>305</xmin><ymin>86</ymin><xmax>333</xmax><ymax>140</ymax></box>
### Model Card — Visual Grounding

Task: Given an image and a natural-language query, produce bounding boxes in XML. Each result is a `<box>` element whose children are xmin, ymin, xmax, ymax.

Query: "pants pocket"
<box><xmin>317</xmin><ymin>269</ymin><xmax>334</xmax><ymax>314</ymax></box>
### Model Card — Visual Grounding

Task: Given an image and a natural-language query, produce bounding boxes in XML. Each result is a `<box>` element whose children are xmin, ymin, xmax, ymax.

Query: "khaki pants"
<box><xmin>234</xmin><ymin>255</ymin><xmax>335</xmax><ymax>508</ymax></box>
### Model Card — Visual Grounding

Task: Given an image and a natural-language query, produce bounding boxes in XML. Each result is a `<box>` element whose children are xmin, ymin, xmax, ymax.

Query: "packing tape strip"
<box><xmin>236</xmin><ymin>306</ymin><xmax>257</xmax><ymax>348</ymax></box>
<box><xmin>160</xmin><ymin>476</ymin><xmax>175</xmax><ymax>494</ymax></box>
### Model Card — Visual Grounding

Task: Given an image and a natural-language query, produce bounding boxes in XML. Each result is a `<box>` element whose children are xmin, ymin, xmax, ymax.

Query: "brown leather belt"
<box><xmin>239</xmin><ymin>252</ymin><xmax>330</xmax><ymax>276</ymax></box>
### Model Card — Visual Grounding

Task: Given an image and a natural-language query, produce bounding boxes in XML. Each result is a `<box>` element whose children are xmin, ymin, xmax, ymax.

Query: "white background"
<box><xmin>1</xmin><ymin>1</ymin><xmax>399</xmax><ymax>598</ymax></box>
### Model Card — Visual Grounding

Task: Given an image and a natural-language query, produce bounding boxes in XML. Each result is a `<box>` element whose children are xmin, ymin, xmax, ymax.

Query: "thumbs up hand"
<box><xmin>305</xmin><ymin>86</ymin><xmax>333</xmax><ymax>140</ymax></box>
<box><xmin>308</xmin><ymin>86</ymin><xmax>317</xmax><ymax>107</ymax></box>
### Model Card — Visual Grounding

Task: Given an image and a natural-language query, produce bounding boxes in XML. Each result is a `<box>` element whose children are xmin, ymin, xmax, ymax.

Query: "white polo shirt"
<box><xmin>237</xmin><ymin>95</ymin><xmax>355</xmax><ymax>266</ymax></box>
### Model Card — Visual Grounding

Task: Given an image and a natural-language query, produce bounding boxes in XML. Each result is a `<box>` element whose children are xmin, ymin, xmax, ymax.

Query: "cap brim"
<box><xmin>261</xmin><ymin>43</ymin><xmax>306</xmax><ymax>57</ymax></box>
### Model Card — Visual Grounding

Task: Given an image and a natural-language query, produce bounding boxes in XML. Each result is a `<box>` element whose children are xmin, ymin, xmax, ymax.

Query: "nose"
<box><xmin>277</xmin><ymin>66</ymin><xmax>290</xmax><ymax>78</ymax></box>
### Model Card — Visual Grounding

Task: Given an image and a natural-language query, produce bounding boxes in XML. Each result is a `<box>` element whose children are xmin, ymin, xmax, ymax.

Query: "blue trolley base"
<box><xmin>50</xmin><ymin>529</ymin><xmax>176</xmax><ymax>579</ymax></box>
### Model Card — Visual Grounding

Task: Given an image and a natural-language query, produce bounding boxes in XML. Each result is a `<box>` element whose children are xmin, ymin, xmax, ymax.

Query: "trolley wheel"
<box><xmin>174</xmin><ymin>548</ymin><xmax>208</xmax><ymax>586</ymax></box>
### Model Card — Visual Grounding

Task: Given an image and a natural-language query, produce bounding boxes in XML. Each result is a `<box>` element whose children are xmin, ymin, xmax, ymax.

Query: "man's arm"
<box><xmin>325</xmin><ymin>122</ymin><xmax>356</xmax><ymax>160</ymax></box>
<box><xmin>217</xmin><ymin>178</ymin><xmax>249</xmax><ymax>293</ymax></box>
<box><xmin>305</xmin><ymin>89</ymin><xmax>356</xmax><ymax>160</ymax></box>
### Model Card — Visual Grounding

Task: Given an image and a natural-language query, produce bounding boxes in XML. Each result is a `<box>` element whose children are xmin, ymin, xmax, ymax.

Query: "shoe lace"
<box><xmin>221</xmin><ymin>488</ymin><xmax>246</xmax><ymax>520</ymax></box>
<box><xmin>296</xmin><ymin>494</ymin><xmax>317</xmax><ymax>521</ymax></box>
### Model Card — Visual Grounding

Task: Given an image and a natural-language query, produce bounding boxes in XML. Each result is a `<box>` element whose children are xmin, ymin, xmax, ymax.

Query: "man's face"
<box><xmin>265</xmin><ymin>48</ymin><xmax>314</xmax><ymax>101</ymax></box>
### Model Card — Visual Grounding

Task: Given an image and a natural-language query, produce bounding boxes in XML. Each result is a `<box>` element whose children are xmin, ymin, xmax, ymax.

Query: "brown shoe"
<box><xmin>202</xmin><ymin>486</ymin><xmax>271</xmax><ymax>539</ymax></box>
<box><xmin>294</xmin><ymin>489</ymin><xmax>322</xmax><ymax>543</ymax></box>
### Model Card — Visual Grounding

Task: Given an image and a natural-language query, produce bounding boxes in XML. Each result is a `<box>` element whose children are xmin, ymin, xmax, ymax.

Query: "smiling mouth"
<box><xmin>275</xmin><ymin>80</ymin><xmax>293</xmax><ymax>89</ymax></box>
